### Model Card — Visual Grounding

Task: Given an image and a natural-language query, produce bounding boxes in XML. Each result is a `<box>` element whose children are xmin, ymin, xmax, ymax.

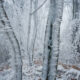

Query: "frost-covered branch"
<box><xmin>30</xmin><ymin>0</ymin><xmax>47</xmax><ymax>15</ymax></box>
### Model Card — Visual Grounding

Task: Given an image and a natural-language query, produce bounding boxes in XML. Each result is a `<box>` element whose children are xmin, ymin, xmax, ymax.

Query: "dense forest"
<box><xmin>0</xmin><ymin>0</ymin><xmax>80</xmax><ymax>80</ymax></box>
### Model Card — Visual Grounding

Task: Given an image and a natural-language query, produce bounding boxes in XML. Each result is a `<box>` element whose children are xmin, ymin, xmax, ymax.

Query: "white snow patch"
<box><xmin>58</xmin><ymin>65</ymin><xmax>65</xmax><ymax>70</ymax></box>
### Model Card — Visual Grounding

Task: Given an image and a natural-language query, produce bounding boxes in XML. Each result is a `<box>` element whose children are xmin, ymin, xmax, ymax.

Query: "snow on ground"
<box><xmin>56</xmin><ymin>64</ymin><xmax>80</xmax><ymax>80</ymax></box>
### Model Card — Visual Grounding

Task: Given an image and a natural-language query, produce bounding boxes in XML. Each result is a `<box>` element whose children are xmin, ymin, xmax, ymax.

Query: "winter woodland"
<box><xmin>0</xmin><ymin>0</ymin><xmax>80</xmax><ymax>80</ymax></box>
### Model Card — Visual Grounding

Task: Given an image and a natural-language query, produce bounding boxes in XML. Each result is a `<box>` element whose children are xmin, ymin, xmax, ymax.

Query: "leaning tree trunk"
<box><xmin>0</xmin><ymin>1</ymin><xmax>22</xmax><ymax>80</ymax></box>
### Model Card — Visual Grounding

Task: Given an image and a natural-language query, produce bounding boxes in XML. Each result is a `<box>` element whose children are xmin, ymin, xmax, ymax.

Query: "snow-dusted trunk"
<box><xmin>32</xmin><ymin>0</ymin><xmax>38</xmax><ymax>61</ymax></box>
<box><xmin>28</xmin><ymin>0</ymin><xmax>38</xmax><ymax>66</ymax></box>
<box><xmin>0</xmin><ymin>1</ymin><xmax>22</xmax><ymax>80</ymax></box>
<box><xmin>42</xmin><ymin>0</ymin><xmax>63</xmax><ymax>80</ymax></box>
<box><xmin>42</xmin><ymin>0</ymin><xmax>56</xmax><ymax>79</ymax></box>
<box><xmin>27</xmin><ymin>0</ymin><xmax>33</xmax><ymax>66</ymax></box>
<box><xmin>48</xmin><ymin>0</ymin><xmax>63</xmax><ymax>80</ymax></box>
<box><xmin>42</xmin><ymin>7</ymin><xmax>52</xmax><ymax>80</ymax></box>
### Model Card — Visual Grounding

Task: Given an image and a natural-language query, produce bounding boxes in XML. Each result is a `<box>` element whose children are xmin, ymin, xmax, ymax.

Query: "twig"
<box><xmin>30</xmin><ymin>0</ymin><xmax>47</xmax><ymax>15</ymax></box>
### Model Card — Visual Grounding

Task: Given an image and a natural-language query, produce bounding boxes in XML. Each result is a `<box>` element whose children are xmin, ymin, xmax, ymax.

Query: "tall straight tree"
<box><xmin>42</xmin><ymin>0</ymin><xmax>63</xmax><ymax>80</ymax></box>
<box><xmin>48</xmin><ymin>0</ymin><xmax>63</xmax><ymax>80</ymax></box>
<box><xmin>42</xmin><ymin>0</ymin><xmax>57</xmax><ymax>79</ymax></box>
